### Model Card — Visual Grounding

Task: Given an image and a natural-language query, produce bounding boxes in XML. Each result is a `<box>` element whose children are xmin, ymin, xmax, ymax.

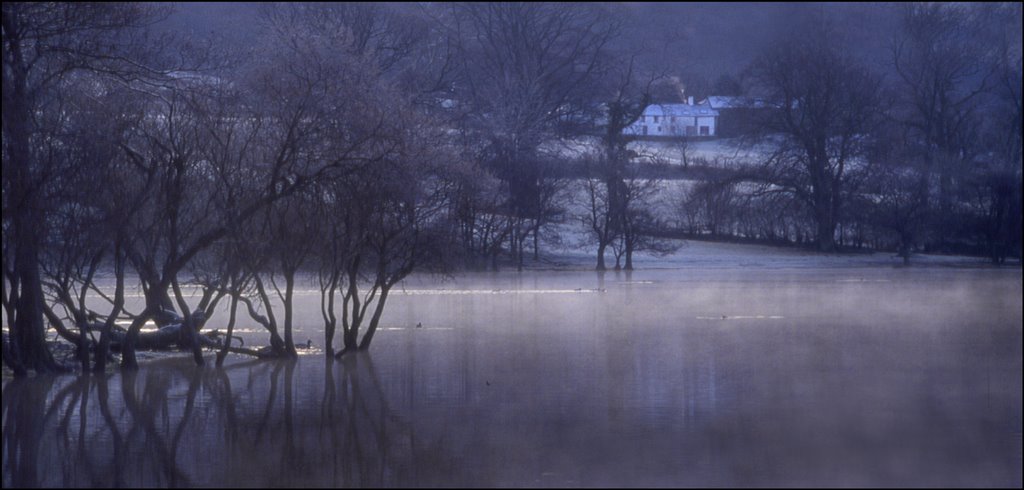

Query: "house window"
<box><xmin>654</xmin><ymin>116</ymin><xmax>659</xmax><ymax>123</ymax></box>
<box><xmin>642</xmin><ymin>126</ymin><xmax>648</xmax><ymax>135</ymax></box>
<box><xmin>671</xmin><ymin>116</ymin><xmax>676</xmax><ymax>122</ymax></box>
<box><xmin>700</xmin><ymin>126</ymin><xmax>710</xmax><ymax>136</ymax></box>
<box><xmin>640</xmin><ymin>116</ymin><xmax>646</xmax><ymax>123</ymax></box>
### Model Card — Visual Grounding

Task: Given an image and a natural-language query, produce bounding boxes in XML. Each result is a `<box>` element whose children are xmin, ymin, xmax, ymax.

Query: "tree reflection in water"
<box><xmin>1</xmin><ymin>355</ymin><xmax>446</xmax><ymax>487</ymax></box>
<box><xmin>3</xmin><ymin>269</ymin><xmax>1021</xmax><ymax>487</ymax></box>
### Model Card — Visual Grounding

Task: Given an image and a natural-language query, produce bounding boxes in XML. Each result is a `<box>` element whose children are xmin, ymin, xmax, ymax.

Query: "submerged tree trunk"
<box><xmin>282</xmin><ymin>272</ymin><xmax>298</xmax><ymax>357</ymax></box>
<box><xmin>321</xmin><ymin>276</ymin><xmax>338</xmax><ymax>358</ymax></box>
<box><xmin>2</xmin><ymin>334</ymin><xmax>28</xmax><ymax>376</ymax></box>
<box><xmin>121</xmin><ymin>305</ymin><xmax>156</xmax><ymax>370</ymax></box>
<box><xmin>338</xmin><ymin>269</ymin><xmax>362</xmax><ymax>355</ymax></box>
<box><xmin>11</xmin><ymin>241</ymin><xmax>64</xmax><ymax>374</ymax></box>
<box><xmin>6</xmin><ymin>101</ymin><xmax>64</xmax><ymax>374</ymax></box>
<box><xmin>95</xmin><ymin>249</ymin><xmax>127</xmax><ymax>372</ymax></box>
<box><xmin>216</xmin><ymin>294</ymin><xmax>240</xmax><ymax>367</ymax></box>
<box><xmin>252</xmin><ymin>276</ymin><xmax>287</xmax><ymax>356</ymax></box>
<box><xmin>358</xmin><ymin>286</ymin><xmax>390</xmax><ymax>351</ymax></box>
<box><xmin>341</xmin><ymin>328</ymin><xmax>359</xmax><ymax>354</ymax></box>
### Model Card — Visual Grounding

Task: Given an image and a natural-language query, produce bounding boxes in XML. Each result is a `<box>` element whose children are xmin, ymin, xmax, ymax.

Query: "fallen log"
<box><xmin>49</xmin><ymin>317</ymin><xmax>280</xmax><ymax>361</ymax></box>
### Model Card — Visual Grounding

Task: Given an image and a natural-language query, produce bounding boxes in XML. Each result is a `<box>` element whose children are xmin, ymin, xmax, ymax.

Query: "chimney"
<box><xmin>688</xmin><ymin>96</ymin><xmax>694</xmax><ymax>105</ymax></box>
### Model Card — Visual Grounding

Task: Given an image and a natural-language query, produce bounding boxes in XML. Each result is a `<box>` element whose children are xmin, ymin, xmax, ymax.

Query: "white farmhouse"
<box><xmin>625</xmin><ymin>97</ymin><xmax>719</xmax><ymax>138</ymax></box>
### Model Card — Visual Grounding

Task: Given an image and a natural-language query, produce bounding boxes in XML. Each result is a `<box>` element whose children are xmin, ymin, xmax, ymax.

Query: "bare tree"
<box><xmin>109</xmin><ymin>1</ymin><xmax>440</xmax><ymax>367</ymax></box>
<box><xmin>2</xmin><ymin>3</ymin><xmax>178</xmax><ymax>374</ymax></box>
<box><xmin>594</xmin><ymin>54</ymin><xmax>667</xmax><ymax>269</ymax></box>
<box><xmin>444</xmin><ymin>2</ymin><xmax>617</xmax><ymax>269</ymax></box>
<box><xmin>862</xmin><ymin>162</ymin><xmax>929</xmax><ymax>265</ymax></box>
<box><xmin>112</xmin><ymin>77</ymin><xmax>253</xmax><ymax>368</ymax></box>
<box><xmin>618</xmin><ymin>173</ymin><xmax>680</xmax><ymax>270</ymax></box>
<box><xmin>447</xmin><ymin>159</ymin><xmax>512</xmax><ymax>270</ymax></box>
<box><xmin>34</xmin><ymin>77</ymin><xmax>143</xmax><ymax>371</ymax></box>
<box><xmin>317</xmin><ymin>103</ymin><xmax>455</xmax><ymax>356</ymax></box>
<box><xmin>579</xmin><ymin>162</ymin><xmax>618</xmax><ymax>271</ymax></box>
<box><xmin>684</xmin><ymin>179</ymin><xmax>739</xmax><ymax>238</ymax></box>
<box><xmin>891</xmin><ymin>3</ymin><xmax>999</xmax><ymax>248</ymax></box>
<box><xmin>746</xmin><ymin>17</ymin><xmax>885</xmax><ymax>252</ymax></box>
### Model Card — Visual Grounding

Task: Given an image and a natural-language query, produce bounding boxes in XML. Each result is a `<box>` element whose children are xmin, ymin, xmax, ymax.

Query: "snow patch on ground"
<box><xmin>531</xmin><ymin>230</ymin><xmax>1008</xmax><ymax>271</ymax></box>
<box><xmin>544</xmin><ymin>136</ymin><xmax>771</xmax><ymax>167</ymax></box>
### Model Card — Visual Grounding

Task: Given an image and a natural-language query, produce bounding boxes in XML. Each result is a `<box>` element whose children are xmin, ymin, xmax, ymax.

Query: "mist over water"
<box><xmin>4</xmin><ymin>268</ymin><xmax>1022</xmax><ymax>487</ymax></box>
<box><xmin>3</xmin><ymin>3</ymin><xmax>1020</xmax><ymax>487</ymax></box>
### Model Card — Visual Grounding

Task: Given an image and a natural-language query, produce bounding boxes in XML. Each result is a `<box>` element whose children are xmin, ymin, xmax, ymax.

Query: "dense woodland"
<box><xmin>3</xmin><ymin>2</ymin><xmax>1021</xmax><ymax>375</ymax></box>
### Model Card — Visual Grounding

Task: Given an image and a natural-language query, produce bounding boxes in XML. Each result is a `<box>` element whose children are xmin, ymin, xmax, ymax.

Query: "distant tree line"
<box><xmin>674</xmin><ymin>4</ymin><xmax>1021</xmax><ymax>265</ymax></box>
<box><xmin>2</xmin><ymin>2</ymin><xmax>1021</xmax><ymax>375</ymax></box>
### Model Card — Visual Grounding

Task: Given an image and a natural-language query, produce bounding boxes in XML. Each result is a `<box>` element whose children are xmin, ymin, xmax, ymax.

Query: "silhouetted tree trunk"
<box><xmin>747</xmin><ymin>16</ymin><xmax>884</xmax><ymax>252</ymax></box>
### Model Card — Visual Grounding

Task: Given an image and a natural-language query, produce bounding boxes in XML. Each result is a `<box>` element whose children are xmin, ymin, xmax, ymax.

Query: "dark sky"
<box><xmin>159</xmin><ymin>2</ymin><xmax>261</xmax><ymax>45</ymax></box>
<box><xmin>161</xmin><ymin>2</ymin><xmax>1015</xmax><ymax>81</ymax></box>
<box><xmin>162</xmin><ymin>2</ymin><xmax>803</xmax><ymax>76</ymax></box>
<box><xmin>624</xmin><ymin>2</ymin><xmax>905</xmax><ymax>77</ymax></box>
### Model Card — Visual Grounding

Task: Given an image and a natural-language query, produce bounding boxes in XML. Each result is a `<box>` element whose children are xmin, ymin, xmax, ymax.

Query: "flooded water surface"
<box><xmin>3</xmin><ymin>267</ymin><xmax>1022</xmax><ymax>487</ymax></box>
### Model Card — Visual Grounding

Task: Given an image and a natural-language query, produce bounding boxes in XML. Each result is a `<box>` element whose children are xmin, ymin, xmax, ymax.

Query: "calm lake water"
<box><xmin>3</xmin><ymin>267</ymin><xmax>1022</xmax><ymax>487</ymax></box>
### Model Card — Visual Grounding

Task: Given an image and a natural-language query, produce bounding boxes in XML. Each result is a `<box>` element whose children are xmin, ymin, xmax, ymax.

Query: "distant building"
<box><xmin>701</xmin><ymin>96</ymin><xmax>772</xmax><ymax>137</ymax></box>
<box><xmin>624</xmin><ymin>97</ymin><xmax>719</xmax><ymax>138</ymax></box>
